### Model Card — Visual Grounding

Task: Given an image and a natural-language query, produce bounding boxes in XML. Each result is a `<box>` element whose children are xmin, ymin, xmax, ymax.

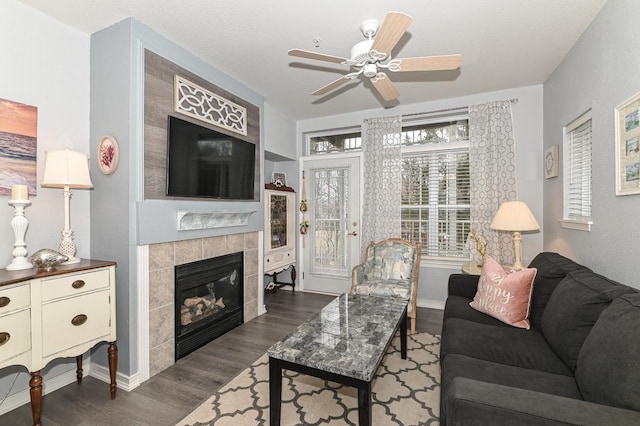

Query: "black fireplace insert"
<box><xmin>174</xmin><ymin>251</ymin><xmax>244</xmax><ymax>360</ymax></box>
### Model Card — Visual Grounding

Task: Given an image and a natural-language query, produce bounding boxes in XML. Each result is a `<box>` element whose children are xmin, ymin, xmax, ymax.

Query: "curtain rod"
<box><xmin>402</xmin><ymin>97</ymin><xmax>519</xmax><ymax>120</ymax></box>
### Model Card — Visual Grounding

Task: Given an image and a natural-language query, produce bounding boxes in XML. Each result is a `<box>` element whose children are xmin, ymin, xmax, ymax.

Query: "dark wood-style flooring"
<box><xmin>1</xmin><ymin>291</ymin><xmax>443</xmax><ymax>426</ymax></box>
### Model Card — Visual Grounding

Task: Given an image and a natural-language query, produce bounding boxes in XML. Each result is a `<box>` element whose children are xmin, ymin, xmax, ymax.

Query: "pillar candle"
<box><xmin>10</xmin><ymin>185</ymin><xmax>29</xmax><ymax>201</ymax></box>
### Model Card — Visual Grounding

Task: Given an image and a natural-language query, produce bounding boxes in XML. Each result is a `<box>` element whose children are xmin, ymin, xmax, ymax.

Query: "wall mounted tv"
<box><xmin>166</xmin><ymin>115</ymin><xmax>256</xmax><ymax>200</ymax></box>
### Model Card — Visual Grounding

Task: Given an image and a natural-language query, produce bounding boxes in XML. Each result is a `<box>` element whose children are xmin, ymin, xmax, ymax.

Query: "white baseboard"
<box><xmin>416</xmin><ymin>298</ymin><xmax>445</xmax><ymax>310</ymax></box>
<box><xmin>0</xmin><ymin>369</ymin><xmax>79</xmax><ymax>416</ymax></box>
<box><xmin>90</xmin><ymin>362</ymin><xmax>140</xmax><ymax>392</ymax></box>
<box><xmin>0</xmin><ymin>361</ymin><xmax>139</xmax><ymax>417</ymax></box>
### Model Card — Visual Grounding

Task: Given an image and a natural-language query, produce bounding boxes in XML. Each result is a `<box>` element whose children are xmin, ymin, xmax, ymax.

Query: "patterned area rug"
<box><xmin>177</xmin><ymin>332</ymin><xmax>441</xmax><ymax>425</ymax></box>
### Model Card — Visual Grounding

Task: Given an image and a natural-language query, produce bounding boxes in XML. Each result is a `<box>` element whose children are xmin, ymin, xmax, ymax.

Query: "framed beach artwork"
<box><xmin>0</xmin><ymin>98</ymin><xmax>37</xmax><ymax>196</ymax></box>
<box><xmin>615</xmin><ymin>91</ymin><xmax>640</xmax><ymax>195</ymax></box>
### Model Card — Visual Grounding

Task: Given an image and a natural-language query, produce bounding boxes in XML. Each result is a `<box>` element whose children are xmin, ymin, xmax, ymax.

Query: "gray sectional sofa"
<box><xmin>440</xmin><ymin>252</ymin><xmax>640</xmax><ymax>425</ymax></box>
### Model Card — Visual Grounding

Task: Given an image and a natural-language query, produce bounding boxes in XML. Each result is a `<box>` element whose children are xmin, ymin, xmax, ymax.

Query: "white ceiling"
<box><xmin>19</xmin><ymin>0</ymin><xmax>607</xmax><ymax>120</ymax></box>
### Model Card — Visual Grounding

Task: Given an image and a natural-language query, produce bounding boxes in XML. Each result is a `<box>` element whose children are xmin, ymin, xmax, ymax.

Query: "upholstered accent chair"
<box><xmin>350</xmin><ymin>238</ymin><xmax>421</xmax><ymax>334</ymax></box>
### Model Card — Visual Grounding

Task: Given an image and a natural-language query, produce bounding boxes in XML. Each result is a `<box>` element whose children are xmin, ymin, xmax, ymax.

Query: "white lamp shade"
<box><xmin>41</xmin><ymin>149</ymin><xmax>93</xmax><ymax>189</ymax></box>
<box><xmin>490</xmin><ymin>201</ymin><xmax>540</xmax><ymax>231</ymax></box>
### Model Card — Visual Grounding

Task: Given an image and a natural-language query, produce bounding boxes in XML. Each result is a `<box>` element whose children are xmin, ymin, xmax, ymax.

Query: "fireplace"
<box><xmin>174</xmin><ymin>251</ymin><xmax>244</xmax><ymax>360</ymax></box>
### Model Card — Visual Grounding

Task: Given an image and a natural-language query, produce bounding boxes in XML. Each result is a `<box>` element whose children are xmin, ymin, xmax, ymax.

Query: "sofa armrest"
<box><xmin>448</xmin><ymin>274</ymin><xmax>480</xmax><ymax>299</ymax></box>
<box><xmin>444</xmin><ymin>377</ymin><xmax>640</xmax><ymax>426</ymax></box>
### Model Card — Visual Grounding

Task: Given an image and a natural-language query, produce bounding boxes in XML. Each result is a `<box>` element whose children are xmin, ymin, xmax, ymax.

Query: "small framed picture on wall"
<box><xmin>615</xmin><ymin>91</ymin><xmax>640</xmax><ymax>195</ymax></box>
<box><xmin>544</xmin><ymin>145</ymin><xmax>559</xmax><ymax>179</ymax></box>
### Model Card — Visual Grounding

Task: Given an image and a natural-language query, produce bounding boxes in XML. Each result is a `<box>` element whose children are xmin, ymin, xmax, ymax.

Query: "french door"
<box><xmin>301</xmin><ymin>156</ymin><xmax>361</xmax><ymax>294</ymax></box>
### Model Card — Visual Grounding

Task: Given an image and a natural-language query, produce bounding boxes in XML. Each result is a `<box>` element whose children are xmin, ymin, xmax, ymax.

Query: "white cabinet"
<box><xmin>264</xmin><ymin>185</ymin><xmax>297</xmax><ymax>289</ymax></box>
<box><xmin>0</xmin><ymin>260</ymin><xmax>117</xmax><ymax>425</ymax></box>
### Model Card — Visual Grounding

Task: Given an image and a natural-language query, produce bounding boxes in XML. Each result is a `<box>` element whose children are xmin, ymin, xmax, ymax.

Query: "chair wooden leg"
<box><xmin>411</xmin><ymin>317</ymin><xmax>416</xmax><ymax>335</ymax></box>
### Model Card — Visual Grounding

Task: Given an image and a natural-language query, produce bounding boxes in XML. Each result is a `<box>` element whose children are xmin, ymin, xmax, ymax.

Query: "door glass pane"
<box><xmin>312</xmin><ymin>168</ymin><xmax>350</xmax><ymax>275</ymax></box>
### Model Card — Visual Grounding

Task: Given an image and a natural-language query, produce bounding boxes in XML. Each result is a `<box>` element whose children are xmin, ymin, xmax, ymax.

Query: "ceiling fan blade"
<box><xmin>288</xmin><ymin>49</ymin><xmax>348</xmax><ymax>64</ymax></box>
<box><xmin>371</xmin><ymin>72</ymin><xmax>400</xmax><ymax>102</ymax></box>
<box><xmin>370</xmin><ymin>12</ymin><xmax>413</xmax><ymax>58</ymax></box>
<box><xmin>389</xmin><ymin>54</ymin><xmax>463</xmax><ymax>72</ymax></box>
<box><xmin>311</xmin><ymin>75</ymin><xmax>352</xmax><ymax>96</ymax></box>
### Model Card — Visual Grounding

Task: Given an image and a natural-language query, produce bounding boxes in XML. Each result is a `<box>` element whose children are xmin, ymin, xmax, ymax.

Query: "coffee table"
<box><xmin>267</xmin><ymin>293</ymin><xmax>408</xmax><ymax>426</ymax></box>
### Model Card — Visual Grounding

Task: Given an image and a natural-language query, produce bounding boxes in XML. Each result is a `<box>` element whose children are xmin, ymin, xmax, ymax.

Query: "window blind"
<box><xmin>401</xmin><ymin>148</ymin><xmax>470</xmax><ymax>257</ymax></box>
<box><xmin>567</xmin><ymin>118</ymin><xmax>592</xmax><ymax>219</ymax></box>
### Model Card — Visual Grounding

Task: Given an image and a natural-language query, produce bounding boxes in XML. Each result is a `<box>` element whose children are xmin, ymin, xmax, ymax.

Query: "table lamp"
<box><xmin>41</xmin><ymin>149</ymin><xmax>93</xmax><ymax>264</ymax></box>
<box><xmin>490</xmin><ymin>201</ymin><xmax>540</xmax><ymax>270</ymax></box>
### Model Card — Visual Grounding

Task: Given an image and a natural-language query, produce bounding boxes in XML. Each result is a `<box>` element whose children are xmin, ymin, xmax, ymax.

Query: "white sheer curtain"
<box><xmin>361</xmin><ymin>115</ymin><xmax>402</xmax><ymax>256</ymax></box>
<box><xmin>469</xmin><ymin>101</ymin><xmax>518</xmax><ymax>266</ymax></box>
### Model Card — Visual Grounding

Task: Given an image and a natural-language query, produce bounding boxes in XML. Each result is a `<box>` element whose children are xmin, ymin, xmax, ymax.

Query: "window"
<box><xmin>562</xmin><ymin>111</ymin><xmax>593</xmax><ymax>231</ymax></box>
<box><xmin>307</xmin><ymin>118</ymin><xmax>471</xmax><ymax>259</ymax></box>
<box><xmin>309</xmin><ymin>131</ymin><xmax>361</xmax><ymax>155</ymax></box>
<box><xmin>400</xmin><ymin>120</ymin><xmax>471</xmax><ymax>258</ymax></box>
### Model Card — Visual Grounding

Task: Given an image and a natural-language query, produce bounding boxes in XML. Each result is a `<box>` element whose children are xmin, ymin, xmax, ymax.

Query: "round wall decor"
<box><xmin>97</xmin><ymin>135</ymin><xmax>120</xmax><ymax>175</ymax></box>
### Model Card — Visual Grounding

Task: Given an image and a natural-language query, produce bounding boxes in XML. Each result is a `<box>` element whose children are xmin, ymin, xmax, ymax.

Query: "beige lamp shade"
<box><xmin>490</xmin><ymin>201</ymin><xmax>539</xmax><ymax>232</ymax></box>
<box><xmin>41</xmin><ymin>149</ymin><xmax>93</xmax><ymax>189</ymax></box>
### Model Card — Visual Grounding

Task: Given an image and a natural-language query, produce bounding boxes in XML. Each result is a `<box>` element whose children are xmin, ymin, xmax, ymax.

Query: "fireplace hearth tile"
<box><xmin>226</xmin><ymin>234</ymin><xmax>244</xmax><ymax>253</ymax></box>
<box><xmin>149</xmin><ymin>242</ymin><xmax>174</xmax><ymax>271</ymax></box>
<box><xmin>150</xmin><ymin>339</ymin><xmax>174</xmax><ymax>377</ymax></box>
<box><xmin>244</xmin><ymin>301</ymin><xmax>258</xmax><ymax>322</ymax></box>
<box><xmin>203</xmin><ymin>235</ymin><xmax>227</xmax><ymax>259</ymax></box>
<box><xmin>244</xmin><ymin>248</ymin><xmax>258</xmax><ymax>276</ymax></box>
<box><xmin>149</xmin><ymin>268</ymin><xmax>174</xmax><ymax>310</ymax></box>
<box><xmin>175</xmin><ymin>239</ymin><xmax>202</xmax><ymax>266</ymax></box>
<box><xmin>150</xmin><ymin>304</ymin><xmax>174</xmax><ymax>348</ymax></box>
<box><xmin>244</xmin><ymin>274</ymin><xmax>259</xmax><ymax>302</ymax></box>
<box><xmin>244</xmin><ymin>232</ymin><xmax>258</xmax><ymax>249</ymax></box>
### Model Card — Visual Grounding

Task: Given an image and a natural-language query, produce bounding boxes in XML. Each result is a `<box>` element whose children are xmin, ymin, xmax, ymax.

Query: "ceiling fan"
<box><xmin>288</xmin><ymin>11</ymin><xmax>463</xmax><ymax>102</ymax></box>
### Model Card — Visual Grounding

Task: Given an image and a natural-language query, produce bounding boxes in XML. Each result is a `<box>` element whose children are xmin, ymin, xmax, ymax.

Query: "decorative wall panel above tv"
<box><xmin>174</xmin><ymin>75</ymin><xmax>248</xmax><ymax>136</ymax></box>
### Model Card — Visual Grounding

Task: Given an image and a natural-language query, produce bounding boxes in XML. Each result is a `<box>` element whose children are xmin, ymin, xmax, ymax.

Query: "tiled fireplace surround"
<box><xmin>147</xmin><ymin>232</ymin><xmax>259</xmax><ymax>376</ymax></box>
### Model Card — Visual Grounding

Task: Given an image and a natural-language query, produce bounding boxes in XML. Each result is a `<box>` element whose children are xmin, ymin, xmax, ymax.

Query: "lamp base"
<box><xmin>6</xmin><ymin>257</ymin><xmax>33</xmax><ymax>271</ymax></box>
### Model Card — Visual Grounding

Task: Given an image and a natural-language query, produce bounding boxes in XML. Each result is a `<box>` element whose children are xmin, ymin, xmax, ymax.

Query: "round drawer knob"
<box><xmin>72</xmin><ymin>280</ymin><xmax>86</xmax><ymax>289</ymax></box>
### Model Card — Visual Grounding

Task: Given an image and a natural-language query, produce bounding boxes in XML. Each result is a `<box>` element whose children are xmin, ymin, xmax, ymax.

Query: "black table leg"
<box><xmin>269</xmin><ymin>357</ymin><xmax>282</xmax><ymax>426</ymax></box>
<box><xmin>401</xmin><ymin>311</ymin><xmax>408</xmax><ymax>359</ymax></box>
<box><xmin>357</xmin><ymin>380</ymin><xmax>372</xmax><ymax>426</ymax></box>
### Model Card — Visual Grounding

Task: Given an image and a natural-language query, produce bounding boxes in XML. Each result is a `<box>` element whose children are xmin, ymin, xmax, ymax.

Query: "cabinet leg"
<box><xmin>76</xmin><ymin>354</ymin><xmax>83</xmax><ymax>384</ymax></box>
<box><xmin>291</xmin><ymin>266</ymin><xmax>296</xmax><ymax>291</ymax></box>
<box><xmin>29</xmin><ymin>371</ymin><xmax>42</xmax><ymax>426</ymax></box>
<box><xmin>108</xmin><ymin>341</ymin><xmax>118</xmax><ymax>399</ymax></box>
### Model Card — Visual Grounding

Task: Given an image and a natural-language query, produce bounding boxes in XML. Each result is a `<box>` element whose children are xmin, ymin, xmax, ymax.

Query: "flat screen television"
<box><xmin>166</xmin><ymin>115</ymin><xmax>256</xmax><ymax>200</ymax></box>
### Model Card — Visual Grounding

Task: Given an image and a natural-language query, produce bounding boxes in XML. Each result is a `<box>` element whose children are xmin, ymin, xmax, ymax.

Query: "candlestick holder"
<box><xmin>7</xmin><ymin>199</ymin><xmax>33</xmax><ymax>271</ymax></box>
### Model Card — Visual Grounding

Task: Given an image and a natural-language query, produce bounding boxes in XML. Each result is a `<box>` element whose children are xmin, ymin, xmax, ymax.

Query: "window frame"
<box><xmin>561</xmin><ymin>110</ymin><xmax>593</xmax><ymax>231</ymax></box>
<box><xmin>400</xmin><ymin>116</ymin><xmax>471</xmax><ymax>261</ymax></box>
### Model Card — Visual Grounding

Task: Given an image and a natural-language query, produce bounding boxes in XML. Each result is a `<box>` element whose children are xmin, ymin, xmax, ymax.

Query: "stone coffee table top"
<box><xmin>268</xmin><ymin>293</ymin><xmax>407</xmax><ymax>382</ymax></box>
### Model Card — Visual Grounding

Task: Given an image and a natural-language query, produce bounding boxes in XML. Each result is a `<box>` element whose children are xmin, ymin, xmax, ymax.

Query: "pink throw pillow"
<box><xmin>469</xmin><ymin>256</ymin><xmax>537</xmax><ymax>329</ymax></box>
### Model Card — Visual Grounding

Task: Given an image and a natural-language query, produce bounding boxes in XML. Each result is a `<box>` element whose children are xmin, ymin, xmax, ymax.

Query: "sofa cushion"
<box><xmin>541</xmin><ymin>269</ymin><xmax>635</xmax><ymax>372</ymax></box>
<box><xmin>444</xmin><ymin>295</ymin><xmax>512</xmax><ymax>327</ymax></box>
<box><xmin>441</xmin><ymin>318</ymin><xmax>573</xmax><ymax>376</ymax></box>
<box><xmin>527</xmin><ymin>252</ymin><xmax>589</xmax><ymax>330</ymax></box>
<box><xmin>469</xmin><ymin>256</ymin><xmax>537</xmax><ymax>329</ymax></box>
<box><xmin>576</xmin><ymin>293</ymin><xmax>640</xmax><ymax>411</ymax></box>
<box><xmin>442</xmin><ymin>353</ymin><xmax>582</xmax><ymax>400</ymax></box>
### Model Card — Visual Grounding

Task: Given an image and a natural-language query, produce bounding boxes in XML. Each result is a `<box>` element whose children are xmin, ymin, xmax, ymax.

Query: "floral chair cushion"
<box><xmin>352</xmin><ymin>239</ymin><xmax>420</xmax><ymax>313</ymax></box>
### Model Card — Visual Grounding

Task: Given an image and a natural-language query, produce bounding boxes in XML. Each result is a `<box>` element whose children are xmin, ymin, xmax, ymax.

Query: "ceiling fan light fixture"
<box><xmin>363</xmin><ymin>63</ymin><xmax>377</xmax><ymax>78</ymax></box>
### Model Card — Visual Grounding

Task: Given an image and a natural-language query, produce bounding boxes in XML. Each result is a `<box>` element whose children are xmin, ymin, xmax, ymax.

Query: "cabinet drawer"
<box><xmin>265</xmin><ymin>249</ymin><xmax>295</xmax><ymax>272</ymax></box>
<box><xmin>0</xmin><ymin>309</ymin><xmax>31</xmax><ymax>364</ymax></box>
<box><xmin>0</xmin><ymin>283</ymin><xmax>30</xmax><ymax>314</ymax></box>
<box><xmin>42</xmin><ymin>269</ymin><xmax>110</xmax><ymax>301</ymax></box>
<box><xmin>42</xmin><ymin>290</ymin><xmax>111</xmax><ymax>357</ymax></box>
